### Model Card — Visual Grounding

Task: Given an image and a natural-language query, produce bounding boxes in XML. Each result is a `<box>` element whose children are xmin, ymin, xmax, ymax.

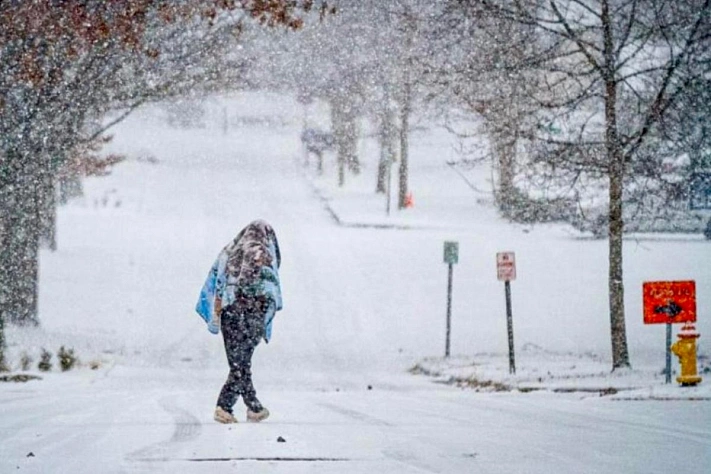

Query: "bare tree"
<box><xmin>474</xmin><ymin>0</ymin><xmax>711</xmax><ymax>369</ymax></box>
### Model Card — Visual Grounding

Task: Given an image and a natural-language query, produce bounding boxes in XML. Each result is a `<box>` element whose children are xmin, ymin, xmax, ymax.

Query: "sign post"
<box><xmin>443</xmin><ymin>242</ymin><xmax>459</xmax><ymax>358</ymax></box>
<box><xmin>642</xmin><ymin>281</ymin><xmax>697</xmax><ymax>384</ymax></box>
<box><xmin>497</xmin><ymin>252</ymin><xmax>517</xmax><ymax>374</ymax></box>
<box><xmin>665</xmin><ymin>323</ymin><xmax>672</xmax><ymax>384</ymax></box>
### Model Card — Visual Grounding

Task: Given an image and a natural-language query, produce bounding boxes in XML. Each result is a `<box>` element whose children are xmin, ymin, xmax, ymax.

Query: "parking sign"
<box><xmin>497</xmin><ymin>252</ymin><xmax>516</xmax><ymax>281</ymax></box>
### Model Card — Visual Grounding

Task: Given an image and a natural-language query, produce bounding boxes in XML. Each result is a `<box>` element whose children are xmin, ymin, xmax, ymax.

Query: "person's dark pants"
<box><xmin>217</xmin><ymin>297</ymin><xmax>266</xmax><ymax>414</ymax></box>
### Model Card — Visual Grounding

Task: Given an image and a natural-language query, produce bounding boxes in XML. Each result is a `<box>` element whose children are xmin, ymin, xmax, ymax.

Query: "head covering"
<box><xmin>224</xmin><ymin>220</ymin><xmax>280</xmax><ymax>286</ymax></box>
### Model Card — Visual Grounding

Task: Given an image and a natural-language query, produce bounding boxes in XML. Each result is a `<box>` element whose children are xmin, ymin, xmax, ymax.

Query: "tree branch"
<box><xmin>624</xmin><ymin>0</ymin><xmax>711</xmax><ymax>159</ymax></box>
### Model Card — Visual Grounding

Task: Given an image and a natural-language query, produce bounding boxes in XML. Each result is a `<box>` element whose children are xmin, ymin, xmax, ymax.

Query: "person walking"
<box><xmin>195</xmin><ymin>220</ymin><xmax>283</xmax><ymax>424</ymax></box>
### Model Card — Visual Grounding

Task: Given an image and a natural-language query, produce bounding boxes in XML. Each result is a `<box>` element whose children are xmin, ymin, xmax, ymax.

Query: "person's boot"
<box><xmin>214</xmin><ymin>406</ymin><xmax>237</xmax><ymax>424</ymax></box>
<box><xmin>246</xmin><ymin>407</ymin><xmax>270</xmax><ymax>423</ymax></box>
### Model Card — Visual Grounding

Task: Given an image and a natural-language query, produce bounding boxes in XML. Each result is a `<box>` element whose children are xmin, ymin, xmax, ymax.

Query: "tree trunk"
<box><xmin>2</xmin><ymin>191</ymin><xmax>42</xmax><ymax>327</ymax></box>
<box><xmin>59</xmin><ymin>172</ymin><xmax>83</xmax><ymax>204</ymax></box>
<box><xmin>38</xmin><ymin>172</ymin><xmax>57</xmax><ymax>251</ymax></box>
<box><xmin>331</xmin><ymin>99</ymin><xmax>346</xmax><ymax>187</ymax></box>
<box><xmin>495</xmin><ymin>134</ymin><xmax>517</xmax><ymax>214</ymax></box>
<box><xmin>602</xmin><ymin>0</ymin><xmax>630</xmax><ymax>370</ymax></box>
<box><xmin>0</xmin><ymin>210</ymin><xmax>7</xmax><ymax>368</ymax></box>
<box><xmin>331</xmin><ymin>94</ymin><xmax>360</xmax><ymax>186</ymax></box>
<box><xmin>0</xmin><ymin>159</ymin><xmax>8</xmax><ymax>370</ymax></box>
<box><xmin>0</xmin><ymin>153</ymin><xmax>42</xmax><ymax>327</ymax></box>
<box><xmin>344</xmin><ymin>109</ymin><xmax>360</xmax><ymax>175</ymax></box>
<box><xmin>376</xmin><ymin>135</ymin><xmax>389</xmax><ymax>194</ymax></box>
<box><xmin>398</xmin><ymin>76</ymin><xmax>411</xmax><ymax>209</ymax></box>
<box><xmin>608</xmin><ymin>148</ymin><xmax>629</xmax><ymax>370</ymax></box>
<box><xmin>376</xmin><ymin>91</ymin><xmax>396</xmax><ymax>194</ymax></box>
<box><xmin>0</xmin><ymin>313</ymin><xmax>7</xmax><ymax>372</ymax></box>
<box><xmin>316</xmin><ymin>151</ymin><xmax>324</xmax><ymax>175</ymax></box>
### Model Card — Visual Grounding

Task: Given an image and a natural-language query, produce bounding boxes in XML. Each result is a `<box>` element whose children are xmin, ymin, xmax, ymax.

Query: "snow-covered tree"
<box><xmin>250</xmin><ymin>0</ymin><xmax>437</xmax><ymax>205</ymax></box>
<box><xmin>426</xmin><ymin>2</ymin><xmax>542</xmax><ymax>215</ymax></box>
<box><xmin>248</xmin><ymin>1</ymin><xmax>375</xmax><ymax>186</ymax></box>
<box><xmin>0</xmin><ymin>0</ymin><xmax>325</xmax><ymax>342</ymax></box>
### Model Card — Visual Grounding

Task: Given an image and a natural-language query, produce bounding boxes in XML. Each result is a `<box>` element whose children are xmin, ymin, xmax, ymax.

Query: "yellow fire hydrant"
<box><xmin>670</xmin><ymin>322</ymin><xmax>702</xmax><ymax>386</ymax></box>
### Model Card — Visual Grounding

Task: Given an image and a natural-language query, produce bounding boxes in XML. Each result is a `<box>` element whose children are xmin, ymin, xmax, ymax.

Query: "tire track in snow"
<box><xmin>315</xmin><ymin>400</ymin><xmax>446</xmax><ymax>473</ymax></box>
<box><xmin>317</xmin><ymin>401</ymin><xmax>393</xmax><ymax>427</ymax></box>
<box><xmin>382</xmin><ymin>449</ymin><xmax>442</xmax><ymax>474</ymax></box>
<box><xmin>126</xmin><ymin>396</ymin><xmax>201</xmax><ymax>463</ymax></box>
<box><xmin>161</xmin><ymin>397</ymin><xmax>202</xmax><ymax>443</ymax></box>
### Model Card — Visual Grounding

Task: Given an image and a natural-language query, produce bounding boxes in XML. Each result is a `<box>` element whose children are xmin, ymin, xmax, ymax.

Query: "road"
<box><xmin>2</xmin><ymin>367</ymin><xmax>709</xmax><ymax>473</ymax></box>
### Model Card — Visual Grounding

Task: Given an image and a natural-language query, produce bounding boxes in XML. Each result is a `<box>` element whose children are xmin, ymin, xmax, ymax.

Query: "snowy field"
<box><xmin>1</xmin><ymin>92</ymin><xmax>709</xmax><ymax>473</ymax></box>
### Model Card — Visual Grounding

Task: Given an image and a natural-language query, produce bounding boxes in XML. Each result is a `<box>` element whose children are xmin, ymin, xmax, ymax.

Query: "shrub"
<box><xmin>38</xmin><ymin>349</ymin><xmax>53</xmax><ymax>372</ymax></box>
<box><xmin>20</xmin><ymin>352</ymin><xmax>33</xmax><ymax>371</ymax></box>
<box><xmin>58</xmin><ymin>346</ymin><xmax>78</xmax><ymax>372</ymax></box>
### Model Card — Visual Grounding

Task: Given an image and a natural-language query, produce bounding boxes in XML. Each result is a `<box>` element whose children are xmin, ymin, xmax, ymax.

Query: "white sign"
<box><xmin>497</xmin><ymin>252</ymin><xmax>516</xmax><ymax>281</ymax></box>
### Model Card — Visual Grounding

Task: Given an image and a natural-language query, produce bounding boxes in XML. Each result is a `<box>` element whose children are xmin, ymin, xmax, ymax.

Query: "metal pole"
<box><xmin>445</xmin><ymin>263</ymin><xmax>453</xmax><ymax>357</ymax></box>
<box><xmin>505</xmin><ymin>281</ymin><xmax>515</xmax><ymax>374</ymax></box>
<box><xmin>665</xmin><ymin>323</ymin><xmax>672</xmax><ymax>384</ymax></box>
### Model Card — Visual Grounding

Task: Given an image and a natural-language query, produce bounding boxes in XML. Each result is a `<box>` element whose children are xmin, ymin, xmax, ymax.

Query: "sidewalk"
<box><xmin>410</xmin><ymin>347</ymin><xmax>710</xmax><ymax>401</ymax></box>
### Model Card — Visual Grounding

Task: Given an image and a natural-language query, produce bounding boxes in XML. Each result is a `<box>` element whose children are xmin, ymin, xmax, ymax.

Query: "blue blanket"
<box><xmin>195</xmin><ymin>250</ymin><xmax>229</xmax><ymax>334</ymax></box>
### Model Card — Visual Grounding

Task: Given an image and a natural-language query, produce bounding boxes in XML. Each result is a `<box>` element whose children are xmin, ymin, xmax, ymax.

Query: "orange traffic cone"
<box><xmin>404</xmin><ymin>192</ymin><xmax>414</xmax><ymax>208</ymax></box>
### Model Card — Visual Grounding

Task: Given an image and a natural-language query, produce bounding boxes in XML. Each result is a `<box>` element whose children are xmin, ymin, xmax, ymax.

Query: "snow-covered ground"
<box><xmin>1</xmin><ymin>92</ymin><xmax>709</xmax><ymax>473</ymax></box>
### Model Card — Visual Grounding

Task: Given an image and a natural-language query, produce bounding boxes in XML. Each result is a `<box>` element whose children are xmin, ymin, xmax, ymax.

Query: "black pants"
<box><xmin>216</xmin><ymin>297</ymin><xmax>266</xmax><ymax>413</ymax></box>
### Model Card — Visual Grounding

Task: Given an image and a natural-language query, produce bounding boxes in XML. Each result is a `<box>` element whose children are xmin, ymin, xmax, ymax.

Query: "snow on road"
<box><xmin>1</xmin><ymin>93</ymin><xmax>709</xmax><ymax>473</ymax></box>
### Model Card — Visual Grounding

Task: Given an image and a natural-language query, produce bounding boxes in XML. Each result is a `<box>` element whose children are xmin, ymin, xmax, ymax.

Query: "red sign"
<box><xmin>643</xmin><ymin>281</ymin><xmax>696</xmax><ymax>324</ymax></box>
<box><xmin>497</xmin><ymin>252</ymin><xmax>516</xmax><ymax>281</ymax></box>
